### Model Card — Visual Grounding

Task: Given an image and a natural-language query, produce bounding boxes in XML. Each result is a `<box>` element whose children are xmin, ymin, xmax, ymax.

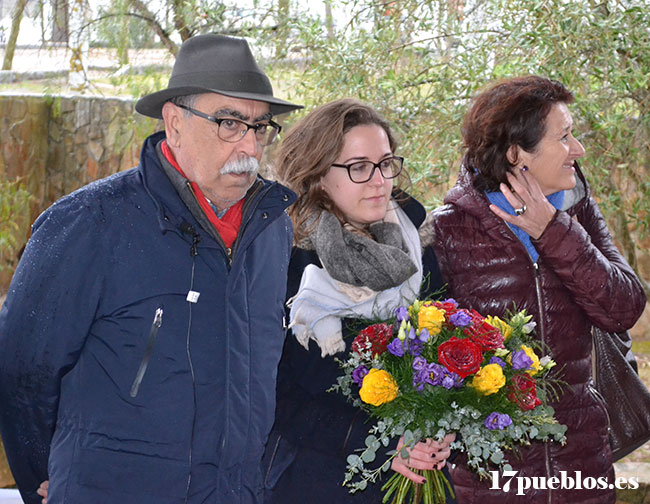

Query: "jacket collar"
<box><xmin>392</xmin><ymin>188</ymin><xmax>426</xmax><ymax>228</ymax></box>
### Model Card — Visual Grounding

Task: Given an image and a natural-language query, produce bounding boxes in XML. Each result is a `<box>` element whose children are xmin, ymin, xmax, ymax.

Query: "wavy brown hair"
<box><xmin>463</xmin><ymin>75</ymin><xmax>574</xmax><ymax>192</ymax></box>
<box><xmin>274</xmin><ymin>98</ymin><xmax>406</xmax><ymax>244</ymax></box>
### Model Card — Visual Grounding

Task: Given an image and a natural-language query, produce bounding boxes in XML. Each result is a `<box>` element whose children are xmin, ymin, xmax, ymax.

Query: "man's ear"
<box><xmin>162</xmin><ymin>102</ymin><xmax>182</xmax><ymax>148</ymax></box>
<box><xmin>506</xmin><ymin>145</ymin><xmax>520</xmax><ymax>166</ymax></box>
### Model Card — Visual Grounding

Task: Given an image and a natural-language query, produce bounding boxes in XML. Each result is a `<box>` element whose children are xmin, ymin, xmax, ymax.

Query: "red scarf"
<box><xmin>161</xmin><ymin>140</ymin><xmax>244</xmax><ymax>248</ymax></box>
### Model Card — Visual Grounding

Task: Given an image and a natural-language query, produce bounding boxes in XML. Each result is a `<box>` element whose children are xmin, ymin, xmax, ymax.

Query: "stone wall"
<box><xmin>0</xmin><ymin>93</ymin><xmax>159</xmax><ymax>289</ymax></box>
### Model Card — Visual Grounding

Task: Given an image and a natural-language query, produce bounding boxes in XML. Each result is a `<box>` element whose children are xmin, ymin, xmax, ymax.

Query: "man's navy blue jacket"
<box><xmin>0</xmin><ymin>131</ymin><xmax>296</xmax><ymax>503</ymax></box>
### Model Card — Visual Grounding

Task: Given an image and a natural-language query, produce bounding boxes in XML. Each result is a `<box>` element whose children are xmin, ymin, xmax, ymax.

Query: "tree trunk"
<box><xmin>2</xmin><ymin>0</ymin><xmax>28</xmax><ymax>71</ymax></box>
<box><xmin>275</xmin><ymin>0</ymin><xmax>290</xmax><ymax>59</ymax></box>
<box><xmin>50</xmin><ymin>0</ymin><xmax>69</xmax><ymax>43</ymax></box>
<box><xmin>324</xmin><ymin>0</ymin><xmax>334</xmax><ymax>39</ymax></box>
<box><xmin>68</xmin><ymin>0</ymin><xmax>90</xmax><ymax>91</ymax></box>
<box><xmin>117</xmin><ymin>0</ymin><xmax>130</xmax><ymax>66</ymax></box>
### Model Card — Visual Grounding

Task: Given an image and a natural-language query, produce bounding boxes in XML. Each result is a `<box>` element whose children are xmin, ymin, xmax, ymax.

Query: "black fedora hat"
<box><xmin>135</xmin><ymin>34</ymin><xmax>302</xmax><ymax>119</ymax></box>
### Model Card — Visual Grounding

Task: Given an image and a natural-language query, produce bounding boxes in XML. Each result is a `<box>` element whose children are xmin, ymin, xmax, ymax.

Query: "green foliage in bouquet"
<box><xmin>331</xmin><ymin>299</ymin><xmax>567</xmax><ymax>503</ymax></box>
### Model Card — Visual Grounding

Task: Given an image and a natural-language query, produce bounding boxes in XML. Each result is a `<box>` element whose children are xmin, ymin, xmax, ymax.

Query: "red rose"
<box><xmin>352</xmin><ymin>323</ymin><xmax>393</xmax><ymax>357</ymax></box>
<box><xmin>437</xmin><ymin>337</ymin><xmax>483</xmax><ymax>379</ymax></box>
<box><xmin>432</xmin><ymin>300</ymin><xmax>458</xmax><ymax>317</ymax></box>
<box><xmin>508</xmin><ymin>374</ymin><xmax>543</xmax><ymax>411</ymax></box>
<box><xmin>463</xmin><ymin>309</ymin><xmax>505</xmax><ymax>351</ymax></box>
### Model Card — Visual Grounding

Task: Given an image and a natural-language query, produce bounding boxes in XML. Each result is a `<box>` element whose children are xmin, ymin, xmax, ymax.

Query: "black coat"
<box><xmin>263</xmin><ymin>194</ymin><xmax>456</xmax><ymax>503</ymax></box>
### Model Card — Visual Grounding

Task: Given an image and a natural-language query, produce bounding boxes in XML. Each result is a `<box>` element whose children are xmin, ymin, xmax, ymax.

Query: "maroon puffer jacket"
<box><xmin>427</xmin><ymin>164</ymin><xmax>646</xmax><ymax>504</ymax></box>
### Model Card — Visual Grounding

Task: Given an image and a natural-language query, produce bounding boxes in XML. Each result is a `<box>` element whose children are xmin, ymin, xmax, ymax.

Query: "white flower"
<box><xmin>539</xmin><ymin>355</ymin><xmax>556</xmax><ymax>369</ymax></box>
<box><xmin>522</xmin><ymin>321</ymin><xmax>537</xmax><ymax>334</ymax></box>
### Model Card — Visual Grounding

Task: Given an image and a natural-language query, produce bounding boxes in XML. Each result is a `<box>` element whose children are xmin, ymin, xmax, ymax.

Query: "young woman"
<box><xmin>262</xmin><ymin>99</ymin><xmax>456</xmax><ymax>503</ymax></box>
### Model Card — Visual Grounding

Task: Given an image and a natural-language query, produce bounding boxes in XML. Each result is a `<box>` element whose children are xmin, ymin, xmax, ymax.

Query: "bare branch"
<box><xmin>128</xmin><ymin>0</ymin><xmax>178</xmax><ymax>56</ymax></box>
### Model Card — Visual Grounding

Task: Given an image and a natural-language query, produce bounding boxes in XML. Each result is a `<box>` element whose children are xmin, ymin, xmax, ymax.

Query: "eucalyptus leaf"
<box><xmin>361</xmin><ymin>450</ymin><xmax>376</xmax><ymax>463</ymax></box>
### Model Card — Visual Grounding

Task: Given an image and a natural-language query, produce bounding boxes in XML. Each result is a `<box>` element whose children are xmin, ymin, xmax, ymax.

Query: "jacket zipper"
<box><xmin>228</xmin><ymin>181</ymin><xmax>264</xmax><ymax>263</ymax></box>
<box><xmin>533</xmin><ymin>263</ymin><xmax>553</xmax><ymax>503</ymax></box>
<box><xmin>130</xmin><ymin>307</ymin><xmax>163</xmax><ymax>398</ymax></box>
<box><xmin>589</xmin><ymin>340</ymin><xmax>612</xmax><ymax>435</ymax></box>
<box><xmin>533</xmin><ymin>263</ymin><xmax>546</xmax><ymax>349</ymax></box>
<box><xmin>219</xmin><ymin>182</ymin><xmax>281</xmax><ymax>466</ymax></box>
<box><xmin>185</xmin><ymin>182</ymin><xmax>233</xmax><ymax>266</ymax></box>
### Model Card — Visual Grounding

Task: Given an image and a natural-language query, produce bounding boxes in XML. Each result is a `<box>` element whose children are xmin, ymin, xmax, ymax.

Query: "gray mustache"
<box><xmin>221</xmin><ymin>157</ymin><xmax>260</xmax><ymax>175</ymax></box>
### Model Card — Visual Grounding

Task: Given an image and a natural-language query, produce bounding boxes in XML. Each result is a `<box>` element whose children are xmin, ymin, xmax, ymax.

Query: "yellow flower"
<box><xmin>521</xmin><ymin>345</ymin><xmax>541</xmax><ymax>376</ymax></box>
<box><xmin>485</xmin><ymin>315</ymin><xmax>513</xmax><ymax>340</ymax></box>
<box><xmin>472</xmin><ymin>363</ymin><xmax>506</xmax><ymax>395</ymax></box>
<box><xmin>418</xmin><ymin>305</ymin><xmax>446</xmax><ymax>335</ymax></box>
<box><xmin>359</xmin><ymin>369</ymin><xmax>399</xmax><ymax>406</ymax></box>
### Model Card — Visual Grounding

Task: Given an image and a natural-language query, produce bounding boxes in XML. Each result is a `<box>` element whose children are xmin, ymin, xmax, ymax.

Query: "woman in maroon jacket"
<box><xmin>426</xmin><ymin>75</ymin><xmax>646</xmax><ymax>503</ymax></box>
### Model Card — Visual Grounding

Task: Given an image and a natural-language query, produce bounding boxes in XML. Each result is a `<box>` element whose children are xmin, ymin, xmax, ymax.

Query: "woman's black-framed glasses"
<box><xmin>176</xmin><ymin>104</ymin><xmax>282</xmax><ymax>146</ymax></box>
<box><xmin>331</xmin><ymin>156</ymin><xmax>404</xmax><ymax>184</ymax></box>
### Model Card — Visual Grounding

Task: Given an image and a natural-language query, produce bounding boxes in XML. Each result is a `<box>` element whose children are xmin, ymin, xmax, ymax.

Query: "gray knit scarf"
<box><xmin>312</xmin><ymin>211</ymin><xmax>418</xmax><ymax>291</ymax></box>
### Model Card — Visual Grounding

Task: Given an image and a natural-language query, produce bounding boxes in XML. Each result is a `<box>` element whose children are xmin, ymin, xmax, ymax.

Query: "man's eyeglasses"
<box><xmin>331</xmin><ymin>156</ymin><xmax>404</xmax><ymax>184</ymax></box>
<box><xmin>176</xmin><ymin>104</ymin><xmax>281</xmax><ymax>146</ymax></box>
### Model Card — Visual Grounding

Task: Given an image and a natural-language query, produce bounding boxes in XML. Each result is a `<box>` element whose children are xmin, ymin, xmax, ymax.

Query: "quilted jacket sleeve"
<box><xmin>532</xmin><ymin>198</ymin><xmax>646</xmax><ymax>332</ymax></box>
<box><xmin>0</xmin><ymin>197</ymin><xmax>103</xmax><ymax>504</ymax></box>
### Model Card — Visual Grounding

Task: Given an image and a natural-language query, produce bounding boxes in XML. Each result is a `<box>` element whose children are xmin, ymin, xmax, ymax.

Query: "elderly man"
<box><xmin>0</xmin><ymin>34</ymin><xmax>301</xmax><ymax>504</ymax></box>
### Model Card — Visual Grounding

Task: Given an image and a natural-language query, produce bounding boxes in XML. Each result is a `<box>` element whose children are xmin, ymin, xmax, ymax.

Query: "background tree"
<box><xmin>2</xmin><ymin>0</ymin><xmax>28</xmax><ymax>70</ymax></box>
<box><xmin>3</xmin><ymin>0</ymin><xmax>648</xmax><ymax>292</ymax></box>
<box><xmin>267</xmin><ymin>0</ymin><xmax>649</xmax><ymax>295</ymax></box>
<box><xmin>50</xmin><ymin>0</ymin><xmax>69</xmax><ymax>42</ymax></box>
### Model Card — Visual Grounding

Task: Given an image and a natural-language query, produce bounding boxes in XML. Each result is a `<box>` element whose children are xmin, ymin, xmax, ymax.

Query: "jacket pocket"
<box><xmin>262</xmin><ymin>433</ymin><xmax>297</xmax><ymax>489</ymax></box>
<box><xmin>72</xmin><ymin>445</ymin><xmax>188</xmax><ymax>500</ymax></box>
<box><xmin>130</xmin><ymin>307</ymin><xmax>163</xmax><ymax>397</ymax></box>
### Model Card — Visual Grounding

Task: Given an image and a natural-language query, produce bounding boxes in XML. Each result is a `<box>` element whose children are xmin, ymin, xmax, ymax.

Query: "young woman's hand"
<box><xmin>391</xmin><ymin>433</ymin><xmax>456</xmax><ymax>484</ymax></box>
<box><xmin>37</xmin><ymin>480</ymin><xmax>48</xmax><ymax>504</ymax></box>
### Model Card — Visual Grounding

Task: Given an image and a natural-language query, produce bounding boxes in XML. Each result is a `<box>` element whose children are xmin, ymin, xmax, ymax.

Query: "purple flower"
<box><xmin>406</xmin><ymin>339</ymin><xmax>424</xmax><ymax>357</ymax></box>
<box><xmin>484</xmin><ymin>412</ymin><xmax>513</xmax><ymax>430</ymax></box>
<box><xmin>490</xmin><ymin>356</ymin><xmax>506</xmax><ymax>368</ymax></box>
<box><xmin>511</xmin><ymin>350</ymin><xmax>533</xmax><ymax>371</ymax></box>
<box><xmin>387</xmin><ymin>338</ymin><xmax>405</xmax><ymax>357</ymax></box>
<box><xmin>395</xmin><ymin>306</ymin><xmax>409</xmax><ymax>323</ymax></box>
<box><xmin>450</xmin><ymin>310</ymin><xmax>472</xmax><ymax>327</ymax></box>
<box><xmin>418</xmin><ymin>328</ymin><xmax>430</xmax><ymax>343</ymax></box>
<box><xmin>439</xmin><ymin>366</ymin><xmax>464</xmax><ymax>389</ymax></box>
<box><xmin>412</xmin><ymin>358</ymin><xmax>439</xmax><ymax>391</ymax></box>
<box><xmin>412</xmin><ymin>368</ymin><xmax>427</xmax><ymax>391</ymax></box>
<box><xmin>412</xmin><ymin>361</ymin><xmax>461</xmax><ymax>391</ymax></box>
<box><xmin>412</xmin><ymin>356</ymin><xmax>427</xmax><ymax>371</ymax></box>
<box><xmin>413</xmin><ymin>363</ymin><xmax>438</xmax><ymax>391</ymax></box>
<box><xmin>441</xmin><ymin>376</ymin><xmax>456</xmax><ymax>389</ymax></box>
<box><xmin>352</xmin><ymin>365</ymin><xmax>369</xmax><ymax>387</ymax></box>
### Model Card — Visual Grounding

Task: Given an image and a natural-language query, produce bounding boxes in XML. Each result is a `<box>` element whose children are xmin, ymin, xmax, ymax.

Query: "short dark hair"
<box><xmin>462</xmin><ymin>76</ymin><xmax>574</xmax><ymax>192</ymax></box>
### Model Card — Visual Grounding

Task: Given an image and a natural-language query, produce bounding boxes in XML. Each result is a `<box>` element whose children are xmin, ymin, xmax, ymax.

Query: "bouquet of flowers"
<box><xmin>331</xmin><ymin>298</ymin><xmax>567</xmax><ymax>504</ymax></box>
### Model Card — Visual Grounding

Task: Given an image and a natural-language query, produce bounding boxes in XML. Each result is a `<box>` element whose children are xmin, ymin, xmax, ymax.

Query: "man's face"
<box><xmin>163</xmin><ymin>93</ymin><xmax>271</xmax><ymax>210</ymax></box>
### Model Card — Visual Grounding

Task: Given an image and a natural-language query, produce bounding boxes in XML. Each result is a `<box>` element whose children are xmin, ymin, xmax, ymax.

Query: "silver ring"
<box><xmin>514</xmin><ymin>205</ymin><xmax>527</xmax><ymax>216</ymax></box>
